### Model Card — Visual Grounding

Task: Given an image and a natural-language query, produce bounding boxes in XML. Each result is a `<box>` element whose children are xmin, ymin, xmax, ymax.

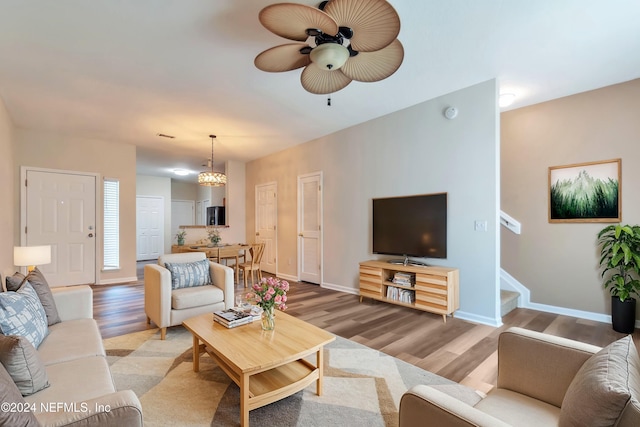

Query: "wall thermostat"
<box><xmin>444</xmin><ymin>106</ymin><xmax>458</xmax><ymax>119</ymax></box>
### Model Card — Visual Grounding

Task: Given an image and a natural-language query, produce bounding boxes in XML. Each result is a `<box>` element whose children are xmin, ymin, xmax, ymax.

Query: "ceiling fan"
<box><xmin>254</xmin><ymin>0</ymin><xmax>404</xmax><ymax>95</ymax></box>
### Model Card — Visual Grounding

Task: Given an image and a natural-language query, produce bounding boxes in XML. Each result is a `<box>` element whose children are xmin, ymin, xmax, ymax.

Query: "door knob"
<box><xmin>256</xmin><ymin>232</ymin><xmax>260</xmax><ymax>236</ymax></box>
<box><xmin>298</xmin><ymin>233</ymin><xmax>303</xmax><ymax>237</ymax></box>
<box><xmin>88</xmin><ymin>233</ymin><xmax>94</xmax><ymax>238</ymax></box>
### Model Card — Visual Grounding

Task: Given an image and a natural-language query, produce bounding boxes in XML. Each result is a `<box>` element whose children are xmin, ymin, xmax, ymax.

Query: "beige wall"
<box><xmin>246</xmin><ymin>80</ymin><xmax>501</xmax><ymax>324</ymax></box>
<box><xmin>171</xmin><ymin>180</ymin><xmax>198</xmax><ymax>201</ymax></box>
<box><xmin>13</xmin><ymin>129</ymin><xmax>137</xmax><ymax>284</ymax></box>
<box><xmin>501</xmin><ymin>79</ymin><xmax>640</xmax><ymax>320</ymax></box>
<box><xmin>0</xmin><ymin>97</ymin><xmax>15</xmax><ymax>279</ymax></box>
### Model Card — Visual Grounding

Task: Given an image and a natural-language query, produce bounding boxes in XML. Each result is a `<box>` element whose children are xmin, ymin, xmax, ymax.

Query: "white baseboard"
<box><xmin>500</xmin><ymin>268</ymin><xmax>640</xmax><ymax>328</ymax></box>
<box><xmin>275</xmin><ymin>272</ymin><xmax>298</xmax><ymax>283</ymax></box>
<box><xmin>322</xmin><ymin>281</ymin><xmax>359</xmax><ymax>295</ymax></box>
<box><xmin>98</xmin><ymin>276</ymin><xmax>138</xmax><ymax>285</ymax></box>
<box><xmin>455</xmin><ymin>310</ymin><xmax>503</xmax><ymax>327</ymax></box>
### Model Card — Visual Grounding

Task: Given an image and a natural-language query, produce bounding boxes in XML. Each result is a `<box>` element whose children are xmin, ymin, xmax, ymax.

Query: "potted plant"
<box><xmin>206</xmin><ymin>226</ymin><xmax>221</xmax><ymax>246</ymax></box>
<box><xmin>176</xmin><ymin>230</ymin><xmax>187</xmax><ymax>246</ymax></box>
<box><xmin>597</xmin><ymin>224</ymin><xmax>640</xmax><ymax>333</ymax></box>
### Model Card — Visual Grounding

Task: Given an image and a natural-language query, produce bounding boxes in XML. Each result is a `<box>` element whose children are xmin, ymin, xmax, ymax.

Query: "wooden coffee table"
<box><xmin>182</xmin><ymin>311</ymin><xmax>335</xmax><ymax>426</ymax></box>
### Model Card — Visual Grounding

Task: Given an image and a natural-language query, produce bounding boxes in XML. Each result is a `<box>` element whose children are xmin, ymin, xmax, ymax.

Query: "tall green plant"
<box><xmin>597</xmin><ymin>224</ymin><xmax>640</xmax><ymax>301</ymax></box>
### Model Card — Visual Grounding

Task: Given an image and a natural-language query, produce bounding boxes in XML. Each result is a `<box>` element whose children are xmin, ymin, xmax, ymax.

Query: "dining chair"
<box><xmin>238</xmin><ymin>243</ymin><xmax>265</xmax><ymax>288</ymax></box>
<box><xmin>217</xmin><ymin>245</ymin><xmax>243</xmax><ymax>283</ymax></box>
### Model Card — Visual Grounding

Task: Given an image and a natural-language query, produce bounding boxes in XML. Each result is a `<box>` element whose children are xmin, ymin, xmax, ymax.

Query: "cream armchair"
<box><xmin>399</xmin><ymin>327</ymin><xmax>640</xmax><ymax>427</ymax></box>
<box><xmin>144</xmin><ymin>252</ymin><xmax>234</xmax><ymax>339</ymax></box>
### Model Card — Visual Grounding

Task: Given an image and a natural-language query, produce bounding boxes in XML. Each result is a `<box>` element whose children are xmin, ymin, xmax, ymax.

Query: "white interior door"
<box><xmin>25</xmin><ymin>169</ymin><xmax>96</xmax><ymax>286</ymax></box>
<box><xmin>171</xmin><ymin>200</ymin><xmax>194</xmax><ymax>241</ymax></box>
<box><xmin>298</xmin><ymin>172</ymin><xmax>322</xmax><ymax>284</ymax></box>
<box><xmin>255</xmin><ymin>182</ymin><xmax>277</xmax><ymax>274</ymax></box>
<box><xmin>136</xmin><ymin>196</ymin><xmax>164</xmax><ymax>261</ymax></box>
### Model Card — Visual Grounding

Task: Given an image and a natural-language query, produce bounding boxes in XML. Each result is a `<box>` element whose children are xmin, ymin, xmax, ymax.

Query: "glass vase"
<box><xmin>261</xmin><ymin>306</ymin><xmax>275</xmax><ymax>331</ymax></box>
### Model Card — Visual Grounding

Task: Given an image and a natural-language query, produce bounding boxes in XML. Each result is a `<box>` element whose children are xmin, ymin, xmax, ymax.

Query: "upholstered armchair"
<box><xmin>144</xmin><ymin>252</ymin><xmax>234</xmax><ymax>339</ymax></box>
<box><xmin>399</xmin><ymin>327</ymin><xmax>640</xmax><ymax>427</ymax></box>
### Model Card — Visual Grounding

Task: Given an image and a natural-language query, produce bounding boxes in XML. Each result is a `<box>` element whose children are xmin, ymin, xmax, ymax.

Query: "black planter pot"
<box><xmin>611</xmin><ymin>296</ymin><xmax>636</xmax><ymax>334</ymax></box>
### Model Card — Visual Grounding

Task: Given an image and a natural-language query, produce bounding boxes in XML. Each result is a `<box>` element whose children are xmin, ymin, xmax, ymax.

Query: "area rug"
<box><xmin>104</xmin><ymin>327</ymin><xmax>482</xmax><ymax>427</ymax></box>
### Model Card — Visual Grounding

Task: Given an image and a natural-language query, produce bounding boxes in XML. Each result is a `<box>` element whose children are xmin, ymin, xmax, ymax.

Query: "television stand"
<box><xmin>388</xmin><ymin>256</ymin><xmax>428</xmax><ymax>267</ymax></box>
<box><xmin>359</xmin><ymin>260</ymin><xmax>459</xmax><ymax>322</ymax></box>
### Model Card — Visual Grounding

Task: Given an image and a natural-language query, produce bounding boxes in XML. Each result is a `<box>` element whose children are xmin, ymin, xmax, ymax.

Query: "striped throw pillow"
<box><xmin>164</xmin><ymin>259</ymin><xmax>212</xmax><ymax>289</ymax></box>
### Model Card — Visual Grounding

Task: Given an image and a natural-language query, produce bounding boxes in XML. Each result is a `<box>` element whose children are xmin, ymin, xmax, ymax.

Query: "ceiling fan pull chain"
<box><xmin>327</xmin><ymin>94</ymin><xmax>331</xmax><ymax>106</ymax></box>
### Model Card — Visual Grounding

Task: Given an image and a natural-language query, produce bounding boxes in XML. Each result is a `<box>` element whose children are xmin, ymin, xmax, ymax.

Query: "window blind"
<box><xmin>103</xmin><ymin>178</ymin><xmax>119</xmax><ymax>270</ymax></box>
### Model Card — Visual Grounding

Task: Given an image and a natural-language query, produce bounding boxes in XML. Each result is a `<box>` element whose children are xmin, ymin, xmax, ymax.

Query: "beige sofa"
<box><xmin>399</xmin><ymin>327</ymin><xmax>640</xmax><ymax>427</ymax></box>
<box><xmin>144</xmin><ymin>252</ymin><xmax>234</xmax><ymax>339</ymax></box>
<box><xmin>2</xmin><ymin>285</ymin><xmax>143</xmax><ymax>426</ymax></box>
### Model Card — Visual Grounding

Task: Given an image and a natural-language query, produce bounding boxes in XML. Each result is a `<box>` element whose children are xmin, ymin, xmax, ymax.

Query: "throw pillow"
<box><xmin>164</xmin><ymin>259</ymin><xmax>212</xmax><ymax>290</ymax></box>
<box><xmin>0</xmin><ymin>362</ymin><xmax>40</xmax><ymax>426</ymax></box>
<box><xmin>0</xmin><ymin>335</ymin><xmax>50</xmax><ymax>396</ymax></box>
<box><xmin>6</xmin><ymin>268</ymin><xmax>61</xmax><ymax>326</ymax></box>
<box><xmin>559</xmin><ymin>335</ymin><xmax>640</xmax><ymax>427</ymax></box>
<box><xmin>0</xmin><ymin>282</ymin><xmax>49</xmax><ymax>348</ymax></box>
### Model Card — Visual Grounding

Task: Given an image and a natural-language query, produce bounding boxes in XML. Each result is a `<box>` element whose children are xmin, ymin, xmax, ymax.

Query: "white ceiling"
<box><xmin>1</xmin><ymin>1</ymin><xmax>639</xmax><ymax>183</ymax></box>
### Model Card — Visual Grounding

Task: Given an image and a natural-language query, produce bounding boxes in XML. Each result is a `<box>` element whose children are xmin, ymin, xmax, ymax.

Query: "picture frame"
<box><xmin>548</xmin><ymin>158</ymin><xmax>621</xmax><ymax>223</ymax></box>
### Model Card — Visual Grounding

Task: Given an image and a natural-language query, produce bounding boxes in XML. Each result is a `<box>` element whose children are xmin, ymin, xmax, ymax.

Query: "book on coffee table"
<box><xmin>213</xmin><ymin>309</ymin><xmax>253</xmax><ymax>328</ymax></box>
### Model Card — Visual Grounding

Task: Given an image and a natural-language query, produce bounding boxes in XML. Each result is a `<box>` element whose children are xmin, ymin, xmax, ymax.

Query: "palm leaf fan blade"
<box><xmin>300</xmin><ymin>65</ymin><xmax>351</xmax><ymax>94</ymax></box>
<box><xmin>323</xmin><ymin>0</ymin><xmax>400</xmax><ymax>52</ymax></box>
<box><xmin>259</xmin><ymin>3</ymin><xmax>338</xmax><ymax>41</ymax></box>
<box><xmin>340</xmin><ymin>39</ymin><xmax>403</xmax><ymax>82</ymax></box>
<box><xmin>255</xmin><ymin>43</ymin><xmax>311</xmax><ymax>72</ymax></box>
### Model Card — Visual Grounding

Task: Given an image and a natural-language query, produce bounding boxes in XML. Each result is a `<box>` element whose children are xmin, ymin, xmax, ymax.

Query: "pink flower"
<box><xmin>249</xmin><ymin>276</ymin><xmax>288</xmax><ymax>312</ymax></box>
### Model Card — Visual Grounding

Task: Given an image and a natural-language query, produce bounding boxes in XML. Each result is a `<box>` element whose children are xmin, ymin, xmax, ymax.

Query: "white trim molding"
<box><xmin>500</xmin><ymin>268</ymin><xmax>640</xmax><ymax>328</ymax></box>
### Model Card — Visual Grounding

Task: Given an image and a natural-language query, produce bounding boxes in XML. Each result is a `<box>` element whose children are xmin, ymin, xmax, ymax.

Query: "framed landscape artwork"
<box><xmin>548</xmin><ymin>158</ymin><xmax>621</xmax><ymax>223</ymax></box>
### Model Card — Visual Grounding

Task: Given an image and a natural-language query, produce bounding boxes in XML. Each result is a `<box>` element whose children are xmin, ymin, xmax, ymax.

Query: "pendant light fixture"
<box><xmin>198</xmin><ymin>135</ymin><xmax>227</xmax><ymax>186</ymax></box>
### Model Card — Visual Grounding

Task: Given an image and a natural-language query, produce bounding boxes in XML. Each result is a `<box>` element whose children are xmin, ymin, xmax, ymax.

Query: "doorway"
<box><xmin>136</xmin><ymin>196</ymin><xmax>164</xmax><ymax>261</ymax></box>
<box><xmin>22</xmin><ymin>168</ymin><xmax>97</xmax><ymax>286</ymax></box>
<box><xmin>297</xmin><ymin>172</ymin><xmax>323</xmax><ymax>284</ymax></box>
<box><xmin>255</xmin><ymin>182</ymin><xmax>277</xmax><ymax>275</ymax></box>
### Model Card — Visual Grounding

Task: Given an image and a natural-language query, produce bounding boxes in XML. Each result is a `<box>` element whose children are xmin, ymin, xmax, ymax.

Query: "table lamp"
<box><xmin>14</xmin><ymin>245</ymin><xmax>51</xmax><ymax>272</ymax></box>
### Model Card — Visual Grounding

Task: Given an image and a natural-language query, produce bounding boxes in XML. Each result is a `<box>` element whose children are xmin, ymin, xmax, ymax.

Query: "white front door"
<box><xmin>136</xmin><ymin>196</ymin><xmax>164</xmax><ymax>261</ymax></box>
<box><xmin>255</xmin><ymin>182</ymin><xmax>277</xmax><ymax>274</ymax></box>
<box><xmin>24</xmin><ymin>169</ymin><xmax>96</xmax><ymax>286</ymax></box>
<box><xmin>298</xmin><ymin>172</ymin><xmax>322</xmax><ymax>284</ymax></box>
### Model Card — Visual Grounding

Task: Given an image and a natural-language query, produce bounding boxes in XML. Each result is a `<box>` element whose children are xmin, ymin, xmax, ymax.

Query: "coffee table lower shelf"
<box><xmin>204</xmin><ymin>345</ymin><xmax>319</xmax><ymax>409</ymax></box>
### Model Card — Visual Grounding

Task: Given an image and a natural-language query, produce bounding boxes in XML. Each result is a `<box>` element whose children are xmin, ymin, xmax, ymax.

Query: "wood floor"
<box><xmin>91</xmin><ymin>261</ymin><xmax>639</xmax><ymax>394</ymax></box>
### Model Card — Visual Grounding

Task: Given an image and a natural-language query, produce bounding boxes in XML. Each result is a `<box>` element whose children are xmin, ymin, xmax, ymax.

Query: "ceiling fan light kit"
<box><xmin>198</xmin><ymin>135</ymin><xmax>227</xmax><ymax>187</ymax></box>
<box><xmin>309</xmin><ymin>43</ymin><xmax>350</xmax><ymax>70</ymax></box>
<box><xmin>255</xmin><ymin>0</ymin><xmax>403</xmax><ymax>95</ymax></box>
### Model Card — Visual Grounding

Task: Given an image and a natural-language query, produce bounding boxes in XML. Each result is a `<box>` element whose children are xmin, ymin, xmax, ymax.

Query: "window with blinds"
<box><xmin>103</xmin><ymin>178</ymin><xmax>120</xmax><ymax>270</ymax></box>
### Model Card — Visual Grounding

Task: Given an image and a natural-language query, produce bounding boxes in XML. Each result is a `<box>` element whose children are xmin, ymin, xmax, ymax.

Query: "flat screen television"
<box><xmin>372</xmin><ymin>192</ymin><xmax>447</xmax><ymax>263</ymax></box>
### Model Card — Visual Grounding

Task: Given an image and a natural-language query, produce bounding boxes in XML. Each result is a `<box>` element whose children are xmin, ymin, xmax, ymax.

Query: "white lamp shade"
<box><xmin>14</xmin><ymin>245</ymin><xmax>51</xmax><ymax>268</ymax></box>
<box><xmin>310</xmin><ymin>43</ymin><xmax>349</xmax><ymax>71</ymax></box>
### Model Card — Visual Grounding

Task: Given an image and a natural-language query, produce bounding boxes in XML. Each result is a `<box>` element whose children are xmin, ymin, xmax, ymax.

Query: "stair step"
<box><xmin>501</xmin><ymin>290</ymin><xmax>519</xmax><ymax>317</ymax></box>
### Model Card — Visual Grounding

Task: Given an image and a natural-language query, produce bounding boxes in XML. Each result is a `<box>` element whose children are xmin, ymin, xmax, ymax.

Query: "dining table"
<box><xmin>173</xmin><ymin>243</ymin><xmax>250</xmax><ymax>284</ymax></box>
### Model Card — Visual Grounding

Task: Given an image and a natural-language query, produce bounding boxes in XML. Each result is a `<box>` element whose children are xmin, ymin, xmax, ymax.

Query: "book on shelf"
<box><xmin>392</xmin><ymin>271</ymin><xmax>415</xmax><ymax>287</ymax></box>
<box><xmin>213</xmin><ymin>308</ymin><xmax>254</xmax><ymax>328</ymax></box>
<box><xmin>386</xmin><ymin>286</ymin><xmax>415</xmax><ymax>303</ymax></box>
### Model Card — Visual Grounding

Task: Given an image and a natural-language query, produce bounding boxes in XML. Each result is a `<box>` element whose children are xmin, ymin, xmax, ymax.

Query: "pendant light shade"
<box><xmin>198</xmin><ymin>135</ymin><xmax>227</xmax><ymax>187</ymax></box>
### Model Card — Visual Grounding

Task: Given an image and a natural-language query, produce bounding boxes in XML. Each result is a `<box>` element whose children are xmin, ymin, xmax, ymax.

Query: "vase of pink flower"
<box><xmin>246</xmin><ymin>277</ymin><xmax>289</xmax><ymax>331</ymax></box>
